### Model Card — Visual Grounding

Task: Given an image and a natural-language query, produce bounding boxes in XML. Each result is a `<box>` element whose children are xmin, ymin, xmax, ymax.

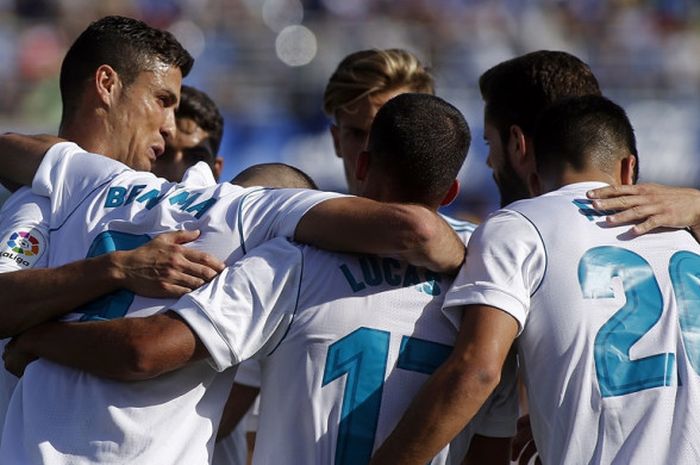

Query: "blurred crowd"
<box><xmin>1</xmin><ymin>0</ymin><xmax>699</xmax><ymax>218</ymax></box>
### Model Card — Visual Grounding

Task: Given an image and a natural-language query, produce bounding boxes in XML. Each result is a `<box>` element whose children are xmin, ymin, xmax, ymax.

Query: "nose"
<box><xmin>161</xmin><ymin>108</ymin><xmax>177</xmax><ymax>142</ymax></box>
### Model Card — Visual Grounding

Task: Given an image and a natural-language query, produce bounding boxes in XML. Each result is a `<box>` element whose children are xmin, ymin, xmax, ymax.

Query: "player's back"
<box><xmin>253</xmin><ymin>244</ymin><xmax>512</xmax><ymax>465</ymax></box>
<box><xmin>508</xmin><ymin>182</ymin><xmax>700</xmax><ymax>464</ymax></box>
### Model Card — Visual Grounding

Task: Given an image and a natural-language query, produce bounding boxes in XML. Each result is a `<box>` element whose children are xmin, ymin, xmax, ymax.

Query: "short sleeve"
<box><xmin>170</xmin><ymin>238</ymin><xmax>304</xmax><ymax>371</ymax></box>
<box><xmin>32</xmin><ymin>142</ymin><xmax>130</xmax><ymax>228</ymax></box>
<box><xmin>442</xmin><ymin>210</ymin><xmax>545</xmax><ymax>335</ymax></box>
<box><xmin>0</xmin><ymin>188</ymin><xmax>50</xmax><ymax>271</ymax></box>
<box><xmin>236</xmin><ymin>188</ymin><xmax>347</xmax><ymax>253</ymax></box>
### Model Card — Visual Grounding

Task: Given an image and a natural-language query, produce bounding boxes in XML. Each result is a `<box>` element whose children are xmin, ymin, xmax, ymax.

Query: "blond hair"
<box><xmin>323</xmin><ymin>49</ymin><xmax>434</xmax><ymax>119</ymax></box>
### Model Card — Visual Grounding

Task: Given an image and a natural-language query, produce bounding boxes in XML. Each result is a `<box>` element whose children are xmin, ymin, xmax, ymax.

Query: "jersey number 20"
<box><xmin>579</xmin><ymin>247</ymin><xmax>700</xmax><ymax>397</ymax></box>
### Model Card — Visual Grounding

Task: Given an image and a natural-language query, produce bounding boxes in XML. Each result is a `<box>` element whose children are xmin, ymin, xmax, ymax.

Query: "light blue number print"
<box><xmin>579</xmin><ymin>246</ymin><xmax>675</xmax><ymax>397</ymax></box>
<box><xmin>76</xmin><ymin>230</ymin><xmax>151</xmax><ymax>321</ymax></box>
<box><xmin>323</xmin><ymin>328</ymin><xmax>389</xmax><ymax>465</ymax></box>
<box><xmin>669</xmin><ymin>251</ymin><xmax>700</xmax><ymax>376</ymax></box>
<box><xmin>397</xmin><ymin>336</ymin><xmax>452</xmax><ymax>375</ymax></box>
<box><xmin>322</xmin><ymin>327</ymin><xmax>451</xmax><ymax>465</ymax></box>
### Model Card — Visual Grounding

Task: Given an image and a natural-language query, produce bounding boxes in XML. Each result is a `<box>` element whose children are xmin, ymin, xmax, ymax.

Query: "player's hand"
<box><xmin>113</xmin><ymin>229</ymin><xmax>225</xmax><ymax>298</ymax></box>
<box><xmin>3</xmin><ymin>335</ymin><xmax>37</xmax><ymax>378</ymax></box>
<box><xmin>511</xmin><ymin>414</ymin><xmax>541</xmax><ymax>465</ymax></box>
<box><xmin>587</xmin><ymin>184</ymin><xmax>700</xmax><ymax>237</ymax></box>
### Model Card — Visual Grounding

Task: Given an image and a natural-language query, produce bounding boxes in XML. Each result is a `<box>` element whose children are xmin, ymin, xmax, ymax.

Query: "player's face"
<box><xmin>151</xmin><ymin>117</ymin><xmax>215</xmax><ymax>182</ymax></box>
<box><xmin>110</xmin><ymin>64</ymin><xmax>182</xmax><ymax>171</ymax></box>
<box><xmin>483</xmin><ymin>120</ymin><xmax>530</xmax><ymax>207</ymax></box>
<box><xmin>331</xmin><ymin>86</ymin><xmax>412</xmax><ymax>194</ymax></box>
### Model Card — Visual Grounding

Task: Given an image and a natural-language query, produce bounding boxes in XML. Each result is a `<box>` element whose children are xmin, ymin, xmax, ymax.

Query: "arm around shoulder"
<box><xmin>295</xmin><ymin>197</ymin><xmax>465</xmax><ymax>273</ymax></box>
<box><xmin>6</xmin><ymin>311</ymin><xmax>208</xmax><ymax>381</ymax></box>
<box><xmin>587</xmin><ymin>183</ymin><xmax>700</xmax><ymax>238</ymax></box>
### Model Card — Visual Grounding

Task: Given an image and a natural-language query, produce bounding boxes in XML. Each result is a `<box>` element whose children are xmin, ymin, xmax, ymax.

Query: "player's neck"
<box><xmin>58</xmin><ymin>115</ymin><xmax>119</xmax><ymax>161</ymax></box>
<box><xmin>554</xmin><ymin>169</ymin><xmax>619</xmax><ymax>190</ymax></box>
<box><xmin>361</xmin><ymin>174</ymin><xmax>440</xmax><ymax>210</ymax></box>
<box><xmin>365</xmin><ymin>189</ymin><xmax>439</xmax><ymax>211</ymax></box>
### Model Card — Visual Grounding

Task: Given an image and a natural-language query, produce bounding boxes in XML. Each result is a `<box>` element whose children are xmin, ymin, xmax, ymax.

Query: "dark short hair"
<box><xmin>231</xmin><ymin>163</ymin><xmax>318</xmax><ymax>190</ymax></box>
<box><xmin>534</xmin><ymin>95</ymin><xmax>638</xmax><ymax>183</ymax></box>
<box><xmin>60</xmin><ymin>15</ymin><xmax>194</xmax><ymax>122</ymax></box>
<box><xmin>479</xmin><ymin>50</ymin><xmax>601</xmax><ymax>145</ymax></box>
<box><xmin>177</xmin><ymin>85</ymin><xmax>224</xmax><ymax>155</ymax></box>
<box><xmin>368</xmin><ymin>93</ymin><xmax>470</xmax><ymax>202</ymax></box>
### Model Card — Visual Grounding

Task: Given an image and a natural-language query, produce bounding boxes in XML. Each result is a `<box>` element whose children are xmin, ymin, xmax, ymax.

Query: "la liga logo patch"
<box><xmin>0</xmin><ymin>228</ymin><xmax>46</xmax><ymax>269</ymax></box>
<box><xmin>7</xmin><ymin>231</ymin><xmax>41</xmax><ymax>256</ymax></box>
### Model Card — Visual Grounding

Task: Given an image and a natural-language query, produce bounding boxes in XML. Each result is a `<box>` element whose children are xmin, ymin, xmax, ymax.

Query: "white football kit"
<box><xmin>444</xmin><ymin>182</ymin><xmax>700</xmax><ymax>465</ymax></box>
<box><xmin>0</xmin><ymin>142</ymin><xmax>342</xmax><ymax>465</ymax></box>
<box><xmin>0</xmin><ymin>161</ymin><xmax>220</xmax><ymax>455</ymax></box>
<box><xmin>169</xmin><ymin>237</ymin><xmax>518</xmax><ymax>465</ymax></box>
<box><xmin>0</xmin><ymin>187</ymin><xmax>50</xmax><ymax>440</ymax></box>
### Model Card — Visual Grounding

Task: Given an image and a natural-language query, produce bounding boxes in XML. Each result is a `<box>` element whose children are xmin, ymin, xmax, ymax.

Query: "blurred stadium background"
<box><xmin>1</xmin><ymin>0</ymin><xmax>699</xmax><ymax>219</ymax></box>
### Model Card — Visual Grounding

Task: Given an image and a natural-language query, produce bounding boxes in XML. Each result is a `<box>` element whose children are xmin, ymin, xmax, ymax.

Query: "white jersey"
<box><xmin>170</xmin><ymin>238</ymin><xmax>518</xmax><ymax>465</ymax></box>
<box><xmin>0</xmin><ymin>166</ymin><xmax>215</xmax><ymax>445</ymax></box>
<box><xmin>444</xmin><ymin>182</ymin><xmax>700</xmax><ymax>465</ymax></box>
<box><xmin>0</xmin><ymin>187</ymin><xmax>50</xmax><ymax>440</ymax></box>
<box><xmin>0</xmin><ymin>142</ymin><xmax>342</xmax><ymax>465</ymax></box>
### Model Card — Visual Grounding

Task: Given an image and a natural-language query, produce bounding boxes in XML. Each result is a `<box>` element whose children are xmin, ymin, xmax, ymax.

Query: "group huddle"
<box><xmin>0</xmin><ymin>14</ymin><xmax>699</xmax><ymax>465</ymax></box>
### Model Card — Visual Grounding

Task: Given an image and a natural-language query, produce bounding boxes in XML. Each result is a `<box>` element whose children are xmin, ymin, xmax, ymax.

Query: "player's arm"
<box><xmin>368</xmin><ymin>305</ymin><xmax>518</xmax><ymax>465</ymax></box>
<box><xmin>587</xmin><ymin>183</ymin><xmax>700</xmax><ymax>240</ymax></box>
<box><xmin>462</xmin><ymin>434</ymin><xmax>511</xmax><ymax>465</ymax></box>
<box><xmin>0</xmin><ymin>133</ymin><xmax>61</xmax><ymax>187</ymax></box>
<box><xmin>4</xmin><ymin>239</ymin><xmax>301</xmax><ymax>380</ymax></box>
<box><xmin>3</xmin><ymin>311</ymin><xmax>207</xmax><ymax>380</ymax></box>
<box><xmin>0</xmin><ymin>230</ymin><xmax>224</xmax><ymax>338</ymax></box>
<box><xmin>217</xmin><ymin>382</ymin><xmax>260</xmax><ymax>441</ymax></box>
<box><xmin>295</xmin><ymin>197</ymin><xmax>465</xmax><ymax>274</ymax></box>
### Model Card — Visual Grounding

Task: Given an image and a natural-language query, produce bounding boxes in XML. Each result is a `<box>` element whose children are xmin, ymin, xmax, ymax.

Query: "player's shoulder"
<box><xmin>0</xmin><ymin>186</ymin><xmax>50</xmax><ymax>216</ymax></box>
<box><xmin>505</xmin><ymin>182</ymin><xmax>607</xmax><ymax>217</ymax></box>
<box><xmin>47</xmin><ymin>141</ymin><xmax>132</xmax><ymax>175</ymax></box>
<box><xmin>244</xmin><ymin>237</ymin><xmax>305</xmax><ymax>268</ymax></box>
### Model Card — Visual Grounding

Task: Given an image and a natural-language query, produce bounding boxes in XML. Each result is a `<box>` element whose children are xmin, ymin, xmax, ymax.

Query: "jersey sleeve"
<box><xmin>180</xmin><ymin>162</ymin><xmax>216</xmax><ymax>188</ymax></box>
<box><xmin>31</xmin><ymin>142</ymin><xmax>130</xmax><ymax>229</ymax></box>
<box><xmin>442</xmin><ymin>209</ymin><xmax>545</xmax><ymax>334</ymax></box>
<box><xmin>235</xmin><ymin>188</ymin><xmax>347</xmax><ymax>253</ymax></box>
<box><xmin>170</xmin><ymin>238</ymin><xmax>304</xmax><ymax>371</ymax></box>
<box><xmin>0</xmin><ymin>188</ymin><xmax>50</xmax><ymax>272</ymax></box>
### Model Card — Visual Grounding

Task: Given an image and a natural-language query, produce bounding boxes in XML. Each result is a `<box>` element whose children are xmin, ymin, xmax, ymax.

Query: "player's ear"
<box><xmin>620</xmin><ymin>154</ymin><xmax>636</xmax><ymax>185</ymax></box>
<box><xmin>330</xmin><ymin>124</ymin><xmax>342</xmax><ymax>158</ymax></box>
<box><xmin>507</xmin><ymin>125</ymin><xmax>527</xmax><ymax>161</ymax></box>
<box><xmin>355</xmin><ymin>150</ymin><xmax>370</xmax><ymax>181</ymax></box>
<box><xmin>440</xmin><ymin>179</ymin><xmax>460</xmax><ymax>206</ymax></box>
<box><xmin>94</xmin><ymin>64</ymin><xmax>121</xmax><ymax>107</ymax></box>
